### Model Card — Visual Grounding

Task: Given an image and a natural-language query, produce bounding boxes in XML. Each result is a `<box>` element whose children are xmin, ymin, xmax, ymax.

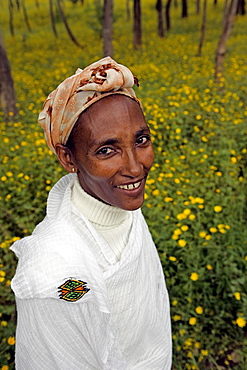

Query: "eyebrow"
<box><xmin>93</xmin><ymin>127</ymin><xmax>149</xmax><ymax>148</ymax></box>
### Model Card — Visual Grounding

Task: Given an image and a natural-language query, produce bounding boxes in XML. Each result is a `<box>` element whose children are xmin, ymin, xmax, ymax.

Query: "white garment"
<box><xmin>11</xmin><ymin>174</ymin><xmax>172</xmax><ymax>370</ymax></box>
<box><xmin>71</xmin><ymin>174</ymin><xmax>132</xmax><ymax>263</ymax></box>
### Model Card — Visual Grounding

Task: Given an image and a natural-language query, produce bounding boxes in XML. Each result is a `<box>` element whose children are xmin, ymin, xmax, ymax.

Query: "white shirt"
<box><xmin>11</xmin><ymin>174</ymin><xmax>172</xmax><ymax>369</ymax></box>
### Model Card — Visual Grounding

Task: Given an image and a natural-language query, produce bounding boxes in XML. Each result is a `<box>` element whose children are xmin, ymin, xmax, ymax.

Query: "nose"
<box><xmin>120</xmin><ymin>149</ymin><xmax>143</xmax><ymax>178</ymax></box>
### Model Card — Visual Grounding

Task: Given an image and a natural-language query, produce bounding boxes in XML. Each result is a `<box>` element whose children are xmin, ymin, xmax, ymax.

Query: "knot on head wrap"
<box><xmin>38</xmin><ymin>57</ymin><xmax>140</xmax><ymax>154</ymax></box>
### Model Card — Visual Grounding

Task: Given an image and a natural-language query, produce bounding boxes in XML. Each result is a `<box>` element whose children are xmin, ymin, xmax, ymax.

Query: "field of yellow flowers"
<box><xmin>0</xmin><ymin>0</ymin><xmax>247</xmax><ymax>369</ymax></box>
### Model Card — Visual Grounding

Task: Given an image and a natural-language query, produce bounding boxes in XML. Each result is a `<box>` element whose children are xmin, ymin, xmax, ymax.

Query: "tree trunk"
<box><xmin>215</xmin><ymin>0</ymin><xmax>238</xmax><ymax>83</ymax></box>
<box><xmin>126</xmin><ymin>0</ymin><xmax>131</xmax><ymax>21</ymax></box>
<box><xmin>198</xmin><ymin>0</ymin><xmax>207</xmax><ymax>55</ymax></box>
<box><xmin>20</xmin><ymin>0</ymin><xmax>32</xmax><ymax>32</ymax></box>
<box><xmin>133</xmin><ymin>0</ymin><xmax>142</xmax><ymax>47</ymax></box>
<box><xmin>156</xmin><ymin>0</ymin><xmax>164</xmax><ymax>37</ymax></box>
<box><xmin>0</xmin><ymin>31</ymin><xmax>18</xmax><ymax>119</ymax></box>
<box><xmin>49</xmin><ymin>0</ymin><xmax>58</xmax><ymax>37</ymax></box>
<box><xmin>165</xmin><ymin>0</ymin><xmax>172</xmax><ymax>30</ymax></box>
<box><xmin>102</xmin><ymin>0</ymin><xmax>113</xmax><ymax>57</ymax></box>
<box><xmin>196</xmin><ymin>0</ymin><xmax>200</xmax><ymax>14</ymax></box>
<box><xmin>237</xmin><ymin>0</ymin><xmax>245</xmax><ymax>14</ymax></box>
<box><xmin>181</xmin><ymin>0</ymin><xmax>188</xmax><ymax>17</ymax></box>
<box><xmin>9</xmin><ymin>0</ymin><xmax>15</xmax><ymax>36</ymax></box>
<box><xmin>56</xmin><ymin>0</ymin><xmax>82</xmax><ymax>47</ymax></box>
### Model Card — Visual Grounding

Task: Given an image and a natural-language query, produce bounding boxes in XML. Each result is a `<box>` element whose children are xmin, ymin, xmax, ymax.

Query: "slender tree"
<box><xmin>20</xmin><ymin>0</ymin><xmax>32</xmax><ymax>32</ymax></box>
<box><xmin>156</xmin><ymin>0</ymin><xmax>164</xmax><ymax>37</ymax></box>
<box><xmin>181</xmin><ymin>0</ymin><xmax>188</xmax><ymax>17</ymax></box>
<box><xmin>49</xmin><ymin>0</ymin><xmax>58</xmax><ymax>37</ymax></box>
<box><xmin>102</xmin><ymin>0</ymin><xmax>113</xmax><ymax>57</ymax></box>
<box><xmin>56</xmin><ymin>0</ymin><xmax>82</xmax><ymax>47</ymax></box>
<box><xmin>198</xmin><ymin>0</ymin><xmax>207</xmax><ymax>55</ymax></box>
<box><xmin>9</xmin><ymin>0</ymin><xmax>15</xmax><ymax>36</ymax></box>
<box><xmin>0</xmin><ymin>31</ymin><xmax>18</xmax><ymax>118</ymax></box>
<box><xmin>165</xmin><ymin>0</ymin><xmax>172</xmax><ymax>30</ymax></box>
<box><xmin>237</xmin><ymin>0</ymin><xmax>245</xmax><ymax>14</ymax></box>
<box><xmin>126</xmin><ymin>0</ymin><xmax>131</xmax><ymax>21</ymax></box>
<box><xmin>215</xmin><ymin>0</ymin><xmax>238</xmax><ymax>83</ymax></box>
<box><xmin>196</xmin><ymin>0</ymin><xmax>201</xmax><ymax>14</ymax></box>
<box><xmin>133</xmin><ymin>0</ymin><xmax>142</xmax><ymax>46</ymax></box>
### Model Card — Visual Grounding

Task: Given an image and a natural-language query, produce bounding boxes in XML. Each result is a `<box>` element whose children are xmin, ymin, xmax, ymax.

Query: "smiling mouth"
<box><xmin>116</xmin><ymin>181</ymin><xmax>141</xmax><ymax>190</ymax></box>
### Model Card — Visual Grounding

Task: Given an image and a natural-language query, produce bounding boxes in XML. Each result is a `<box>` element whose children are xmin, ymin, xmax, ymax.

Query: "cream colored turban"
<box><xmin>38</xmin><ymin>56</ymin><xmax>140</xmax><ymax>154</ymax></box>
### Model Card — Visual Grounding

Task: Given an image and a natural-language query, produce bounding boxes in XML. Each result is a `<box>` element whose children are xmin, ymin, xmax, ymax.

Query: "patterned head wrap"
<box><xmin>38</xmin><ymin>57</ymin><xmax>140</xmax><ymax>154</ymax></box>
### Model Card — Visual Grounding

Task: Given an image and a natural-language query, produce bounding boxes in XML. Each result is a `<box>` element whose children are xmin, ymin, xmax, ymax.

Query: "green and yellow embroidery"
<box><xmin>58</xmin><ymin>279</ymin><xmax>90</xmax><ymax>302</ymax></box>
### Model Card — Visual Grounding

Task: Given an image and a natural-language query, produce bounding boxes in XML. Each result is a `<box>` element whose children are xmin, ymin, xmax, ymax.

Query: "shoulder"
<box><xmin>10</xmin><ymin>216</ymin><xmax>96</xmax><ymax>301</ymax></box>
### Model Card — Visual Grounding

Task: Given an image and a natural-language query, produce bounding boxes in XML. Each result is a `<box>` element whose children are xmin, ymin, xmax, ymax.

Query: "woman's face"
<box><xmin>69</xmin><ymin>95</ymin><xmax>154</xmax><ymax>211</ymax></box>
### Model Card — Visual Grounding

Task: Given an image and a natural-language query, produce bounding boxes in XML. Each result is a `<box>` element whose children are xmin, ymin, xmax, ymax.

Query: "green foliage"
<box><xmin>0</xmin><ymin>0</ymin><xmax>247</xmax><ymax>369</ymax></box>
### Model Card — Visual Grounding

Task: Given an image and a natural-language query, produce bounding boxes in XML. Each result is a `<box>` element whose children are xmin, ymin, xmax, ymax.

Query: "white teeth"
<box><xmin>117</xmin><ymin>181</ymin><xmax>141</xmax><ymax>190</ymax></box>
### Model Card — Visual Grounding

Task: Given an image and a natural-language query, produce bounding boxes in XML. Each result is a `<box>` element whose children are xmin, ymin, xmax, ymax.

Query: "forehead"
<box><xmin>77</xmin><ymin>95</ymin><xmax>148</xmax><ymax>143</ymax></box>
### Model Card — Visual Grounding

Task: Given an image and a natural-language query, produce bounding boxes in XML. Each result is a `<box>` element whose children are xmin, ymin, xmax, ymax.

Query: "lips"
<box><xmin>116</xmin><ymin>181</ymin><xmax>141</xmax><ymax>190</ymax></box>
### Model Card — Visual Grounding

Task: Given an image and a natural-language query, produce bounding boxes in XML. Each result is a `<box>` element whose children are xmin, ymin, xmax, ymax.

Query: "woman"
<box><xmin>11</xmin><ymin>57</ymin><xmax>172</xmax><ymax>369</ymax></box>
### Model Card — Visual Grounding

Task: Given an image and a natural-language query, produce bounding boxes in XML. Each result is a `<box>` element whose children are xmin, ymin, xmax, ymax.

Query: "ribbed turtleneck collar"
<box><xmin>71</xmin><ymin>175</ymin><xmax>130</xmax><ymax>227</ymax></box>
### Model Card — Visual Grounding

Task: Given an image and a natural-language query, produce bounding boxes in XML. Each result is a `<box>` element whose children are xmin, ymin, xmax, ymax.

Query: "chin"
<box><xmin>118</xmin><ymin>198</ymin><xmax>144</xmax><ymax>211</ymax></box>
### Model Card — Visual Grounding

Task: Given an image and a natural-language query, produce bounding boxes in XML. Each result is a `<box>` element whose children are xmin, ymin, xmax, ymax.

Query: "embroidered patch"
<box><xmin>58</xmin><ymin>279</ymin><xmax>90</xmax><ymax>302</ymax></box>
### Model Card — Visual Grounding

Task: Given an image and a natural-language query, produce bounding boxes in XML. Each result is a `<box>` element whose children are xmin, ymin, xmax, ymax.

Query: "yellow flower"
<box><xmin>164</xmin><ymin>197</ymin><xmax>173</xmax><ymax>202</ymax></box>
<box><xmin>214</xmin><ymin>205</ymin><xmax>222</xmax><ymax>212</ymax></box>
<box><xmin>201</xmin><ymin>349</ymin><xmax>209</xmax><ymax>356</ymax></box>
<box><xmin>169</xmin><ymin>256</ymin><xmax>177</xmax><ymax>262</ymax></box>
<box><xmin>189</xmin><ymin>317</ymin><xmax>197</xmax><ymax>325</ymax></box>
<box><xmin>209</xmin><ymin>227</ymin><xmax>217</xmax><ymax>233</ymax></box>
<box><xmin>152</xmin><ymin>189</ymin><xmax>160</xmax><ymax>196</ymax></box>
<box><xmin>7</xmin><ymin>336</ymin><xmax>16</xmax><ymax>345</ymax></box>
<box><xmin>219</xmin><ymin>228</ymin><xmax>226</xmax><ymax>234</ymax></box>
<box><xmin>183</xmin><ymin>208</ymin><xmax>191</xmax><ymax>216</ymax></box>
<box><xmin>172</xmin><ymin>300</ymin><xmax>178</xmax><ymax>306</ymax></box>
<box><xmin>199</xmin><ymin>231</ymin><xmax>207</xmax><ymax>238</ymax></box>
<box><xmin>174</xmin><ymin>228</ymin><xmax>182</xmax><ymax>236</ymax></box>
<box><xmin>189</xmin><ymin>214</ymin><xmax>196</xmax><ymax>220</ymax></box>
<box><xmin>2</xmin><ymin>365</ymin><xmax>9</xmax><ymax>370</ymax></box>
<box><xmin>195</xmin><ymin>306</ymin><xmax>203</xmax><ymax>314</ymax></box>
<box><xmin>181</xmin><ymin>225</ymin><xmax>189</xmax><ymax>231</ymax></box>
<box><xmin>236</xmin><ymin>317</ymin><xmax>246</xmax><ymax>328</ymax></box>
<box><xmin>177</xmin><ymin>213</ymin><xmax>187</xmax><ymax>220</ymax></box>
<box><xmin>178</xmin><ymin>239</ymin><xmax>187</xmax><ymax>247</ymax></box>
<box><xmin>1</xmin><ymin>321</ymin><xmax>7</xmax><ymax>327</ymax></box>
<box><xmin>190</xmin><ymin>272</ymin><xmax>199</xmax><ymax>281</ymax></box>
<box><xmin>173</xmin><ymin>315</ymin><xmax>181</xmax><ymax>321</ymax></box>
<box><xmin>195</xmin><ymin>342</ymin><xmax>201</xmax><ymax>349</ymax></box>
<box><xmin>206</xmin><ymin>264</ymin><xmax>213</xmax><ymax>270</ymax></box>
<box><xmin>234</xmin><ymin>292</ymin><xmax>241</xmax><ymax>300</ymax></box>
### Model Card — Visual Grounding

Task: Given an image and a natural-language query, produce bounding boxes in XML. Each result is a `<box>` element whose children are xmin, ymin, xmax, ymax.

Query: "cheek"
<box><xmin>81</xmin><ymin>161</ymin><xmax>117</xmax><ymax>181</ymax></box>
<box><xmin>144</xmin><ymin>147</ymin><xmax>155</xmax><ymax>169</ymax></box>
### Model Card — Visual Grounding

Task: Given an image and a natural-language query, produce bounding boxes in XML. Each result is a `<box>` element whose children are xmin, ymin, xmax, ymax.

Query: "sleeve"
<box><xmin>15</xmin><ymin>297</ymin><xmax>129</xmax><ymax>370</ymax></box>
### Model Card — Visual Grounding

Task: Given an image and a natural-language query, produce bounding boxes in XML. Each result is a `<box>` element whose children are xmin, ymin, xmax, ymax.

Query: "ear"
<box><xmin>55</xmin><ymin>144</ymin><xmax>77</xmax><ymax>173</ymax></box>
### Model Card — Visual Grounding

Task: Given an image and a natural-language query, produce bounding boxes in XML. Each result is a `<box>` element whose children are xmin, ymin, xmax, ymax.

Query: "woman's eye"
<box><xmin>97</xmin><ymin>147</ymin><xmax>114</xmax><ymax>155</ymax></box>
<box><xmin>136</xmin><ymin>135</ymin><xmax>150</xmax><ymax>145</ymax></box>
